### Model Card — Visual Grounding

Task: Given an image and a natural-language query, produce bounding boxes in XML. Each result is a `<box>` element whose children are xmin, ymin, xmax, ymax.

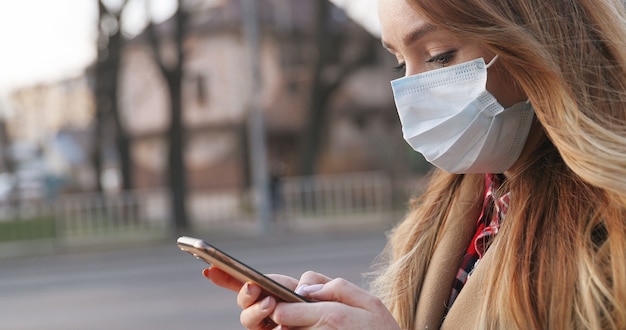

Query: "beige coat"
<box><xmin>413</xmin><ymin>180</ymin><xmax>493</xmax><ymax>329</ymax></box>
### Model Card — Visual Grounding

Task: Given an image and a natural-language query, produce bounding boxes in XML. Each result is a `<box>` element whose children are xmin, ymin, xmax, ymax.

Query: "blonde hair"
<box><xmin>371</xmin><ymin>0</ymin><xmax>626</xmax><ymax>328</ymax></box>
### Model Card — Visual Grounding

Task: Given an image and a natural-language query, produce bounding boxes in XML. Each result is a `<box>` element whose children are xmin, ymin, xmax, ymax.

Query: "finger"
<box><xmin>238</xmin><ymin>273</ymin><xmax>299</xmax><ymax>309</ymax></box>
<box><xmin>270</xmin><ymin>301</ymin><xmax>338</xmax><ymax>327</ymax></box>
<box><xmin>238</xmin><ymin>282</ymin><xmax>263</xmax><ymax>309</ymax></box>
<box><xmin>239</xmin><ymin>296</ymin><xmax>277</xmax><ymax>329</ymax></box>
<box><xmin>294</xmin><ymin>271</ymin><xmax>333</xmax><ymax>296</ymax></box>
<box><xmin>203</xmin><ymin>266</ymin><xmax>243</xmax><ymax>292</ymax></box>
<box><xmin>308</xmin><ymin>278</ymin><xmax>384</xmax><ymax>309</ymax></box>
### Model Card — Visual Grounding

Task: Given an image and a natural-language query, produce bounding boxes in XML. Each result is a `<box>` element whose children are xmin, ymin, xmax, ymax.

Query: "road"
<box><xmin>0</xmin><ymin>229</ymin><xmax>388</xmax><ymax>330</ymax></box>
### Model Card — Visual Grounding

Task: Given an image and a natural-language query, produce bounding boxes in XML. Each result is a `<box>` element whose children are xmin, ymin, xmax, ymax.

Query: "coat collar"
<box><xmin>413</xmin><ymin>179</ymin><xmax>484</xmax><ymax>329</ymax></box>
<box><xmin>440</xmin><ymin>246</ymin><xmax>495</xmax><ymax>329</ymax></box>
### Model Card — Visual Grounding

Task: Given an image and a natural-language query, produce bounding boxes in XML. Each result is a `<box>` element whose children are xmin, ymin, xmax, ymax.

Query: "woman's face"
<box><xmin>378</xmin><ymin>0</ymin><xmax>527</xmax><ymax>107</ymax></box>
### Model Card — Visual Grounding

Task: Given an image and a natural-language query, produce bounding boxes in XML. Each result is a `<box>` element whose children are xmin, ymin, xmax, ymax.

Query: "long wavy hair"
<box><xmin>371</xmin><ymin>0</ymin><xmax>626</xmax><ymax>328</ymax></box>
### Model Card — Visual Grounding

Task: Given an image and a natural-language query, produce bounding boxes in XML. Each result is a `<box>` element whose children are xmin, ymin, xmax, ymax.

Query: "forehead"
<box><xmin>378</xmin><ymin>0</ymin><xmax>430</xmax><ymax>48</ymax></box>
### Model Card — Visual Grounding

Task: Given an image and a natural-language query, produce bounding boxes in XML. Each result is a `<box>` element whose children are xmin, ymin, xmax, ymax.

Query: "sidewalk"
<box><xmin>0</xmin><ymin>211</ymin><xmax>400</xmax><ymax>259</ymax></box>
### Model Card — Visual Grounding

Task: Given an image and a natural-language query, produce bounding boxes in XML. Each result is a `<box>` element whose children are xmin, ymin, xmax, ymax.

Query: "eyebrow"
<box><xmin>382</xmin><ymin>23</ymin><xmax>439</xmax><ymax>50</ymax></box>
<box><xmin>403</xmin><ymin>24</ymin><xmax>439</xmax><ymax>47</ymax></box>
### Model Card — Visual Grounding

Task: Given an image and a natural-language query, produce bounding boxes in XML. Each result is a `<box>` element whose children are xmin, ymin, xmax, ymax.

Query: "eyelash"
<box><xmin>392</xmin><ymin>50</ymin><xmax>457</xmax><ymax>75</ymax></box>
<box><xmin>393</xmin><ymin>63</ymin><xmax>406</xmax><ymax>75</ymax></box>
<box><xmin>426</xmin><ymin>50</ymin><xmax>456</xmax><ymax>66</ymax></box>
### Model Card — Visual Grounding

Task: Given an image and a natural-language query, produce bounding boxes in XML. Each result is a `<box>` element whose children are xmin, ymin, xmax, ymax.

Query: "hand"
<box><xmin>203</xmin><ymin>266</ymin><xmax>297</xmax><ymax>329</ymax></box>
<box><xmin>204</xmin><ymin>267</ymin><xmax>400</xmax><ymax>329</ymax></box>
<box><xmin>240</xmin><ymin>271</ymin><xmax>400</xmax><ymax>329</ymax></box>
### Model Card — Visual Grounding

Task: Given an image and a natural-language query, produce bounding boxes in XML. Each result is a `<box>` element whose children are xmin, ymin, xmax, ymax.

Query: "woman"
<box><xmin>206</xmin><ymin>0</ymin><xmax>626</xmax><ymax>328</ymax></box>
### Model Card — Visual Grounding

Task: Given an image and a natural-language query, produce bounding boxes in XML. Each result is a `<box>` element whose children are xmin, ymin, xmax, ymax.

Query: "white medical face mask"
<box><xmin>391</xmin><ymin>57</ymin><xmax>534</xmax><ymax>174</ymax></box>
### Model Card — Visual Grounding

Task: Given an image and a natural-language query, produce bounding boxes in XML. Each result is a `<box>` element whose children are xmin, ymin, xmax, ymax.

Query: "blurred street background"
<box><xmin>0</xmin><ymin>0</ymin><xmax>433</xmax><ymax>329</ymax></box>
<box><xmin>0</xmin><ymin>228</ymin><xmax>388</xmax><ymax>329</ymax></box>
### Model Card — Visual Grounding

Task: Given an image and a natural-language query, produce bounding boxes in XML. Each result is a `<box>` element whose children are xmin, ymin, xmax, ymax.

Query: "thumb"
<box><xmin>307</xmin><ymin>278</ymin><xmax>379</xmax><ymax>309</ymax></box>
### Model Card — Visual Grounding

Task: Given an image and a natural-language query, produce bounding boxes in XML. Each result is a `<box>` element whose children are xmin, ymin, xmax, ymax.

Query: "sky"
<box><xmin>0</xmin><ymin>0</ymin><xmax>96</xmax><ymax>92</ymax></box>
<box><xmin>0</xmin><ymin>0</ymin><xmax>379</xmax><ymax>95</ymax></box>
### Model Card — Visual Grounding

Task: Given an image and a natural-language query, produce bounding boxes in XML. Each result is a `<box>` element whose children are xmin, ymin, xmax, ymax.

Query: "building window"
<box><xmin>196</xmin><ymin>74</ymin><xmax>208</xmax><ymax>106</ymax></box>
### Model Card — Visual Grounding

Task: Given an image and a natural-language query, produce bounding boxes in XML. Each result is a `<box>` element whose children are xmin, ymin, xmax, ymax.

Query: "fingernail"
<box><xmin>301</xmin><ymin>284</ymin><xmax>324</xmax><ymax>294</ymax></box>
<box><xmin>244</xmin><ymin>282</ymin><xmax>252</xmax><ymax>295</ymax></box>
<box><xmin>202</xmin><ymin>268</ymin><xmax>210</xmax><ymax>279</ymax></box>
<box><xmin>260</xmin><ymin>296</ymin><xmax>272</xmax><ymax>310</ymax></box>
<box><xmin>295</xmin><ymin>283</ymin><xmax>323</xmax><ymax>295</ymax></box>
<box><xmin>294</xmin><ymin>284</ymin><xmax>307</xmax><ymax>295</ymax></box>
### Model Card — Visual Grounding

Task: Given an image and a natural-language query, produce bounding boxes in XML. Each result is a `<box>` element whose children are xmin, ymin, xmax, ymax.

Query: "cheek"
<box><xmin>487</xmin><ymin>69</ymin><xmax>527</xmax><ymax>107</ymax></box>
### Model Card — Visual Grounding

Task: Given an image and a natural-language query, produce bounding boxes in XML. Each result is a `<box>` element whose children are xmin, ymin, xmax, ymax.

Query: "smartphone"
<box><xmin>177</xmin><ymin>236</ymin><xmax>309</xmax><ymax>303</ymax></box>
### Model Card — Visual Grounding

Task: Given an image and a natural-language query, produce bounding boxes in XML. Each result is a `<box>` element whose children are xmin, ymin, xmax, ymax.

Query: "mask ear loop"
<box><xmin>486</xmin><ymin>55</ymin><xmax>499</xmax><ymax>68</ymax></box>
<box><xmin>487</xmin><ymin>55</ymin><xmax>530</xmax><ymax>105</ymax></box>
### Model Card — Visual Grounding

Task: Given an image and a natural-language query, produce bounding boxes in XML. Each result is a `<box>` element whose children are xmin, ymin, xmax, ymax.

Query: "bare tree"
<box><xmin>145</xmin><ymin>0</ymin><xmax>189</xmax><ymax>234</ymax></box>
<box><xmin>299</xmin><ymin>1</ymin><xmax>378</xmax><ymax>175</ymax></box>
<box><xmin>94</xmin><ymin>0</ymin><xmax>134</xmax><ymax>192</ymax></box>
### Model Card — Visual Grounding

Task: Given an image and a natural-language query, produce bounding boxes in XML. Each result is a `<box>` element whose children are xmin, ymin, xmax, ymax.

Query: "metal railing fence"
<box><xmin>0</xmin><ymin>171</ymin><xmax>396</xmax><ymax>251</ymax></box>
<box><xmin>0</xmin><ymin>189</ymin><xmax>170</xmax><ymax>246</ymax></box>
<box><xmin>280</xmin><ymin>171</ymin><xmax>393</xmax><ymax>220</ymax></box>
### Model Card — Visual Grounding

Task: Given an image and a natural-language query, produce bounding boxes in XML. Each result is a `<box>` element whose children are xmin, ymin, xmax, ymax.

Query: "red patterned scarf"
<box><xmin>448</xmin><ymin>173</ymin><xmax>509</xmax><ymax>307</ymax></box>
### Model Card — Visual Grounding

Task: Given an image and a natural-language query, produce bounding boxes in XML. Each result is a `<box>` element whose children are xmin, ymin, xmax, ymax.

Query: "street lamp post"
<box><xmin>242</xmin><ymin>0</ymin><xmax>273</xmax><ymax>234</ymax></box>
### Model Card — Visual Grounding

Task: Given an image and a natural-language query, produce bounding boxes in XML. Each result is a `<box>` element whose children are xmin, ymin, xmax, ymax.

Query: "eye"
<box><xmin>426</xmin><ymin>50</ymin><xmax>456</xmax><ymax>67</ymax></box>
<box><xmin>393</xmin><ymin>62</ymin><xmax>406</xmax><ymax>76</ymax></box>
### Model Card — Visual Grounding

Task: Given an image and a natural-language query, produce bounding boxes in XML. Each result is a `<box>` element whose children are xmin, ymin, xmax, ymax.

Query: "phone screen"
<box><xmin>177</xmin><ymin>236</ymin><xmax>309</xmax><ymax>303</ymax></box>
